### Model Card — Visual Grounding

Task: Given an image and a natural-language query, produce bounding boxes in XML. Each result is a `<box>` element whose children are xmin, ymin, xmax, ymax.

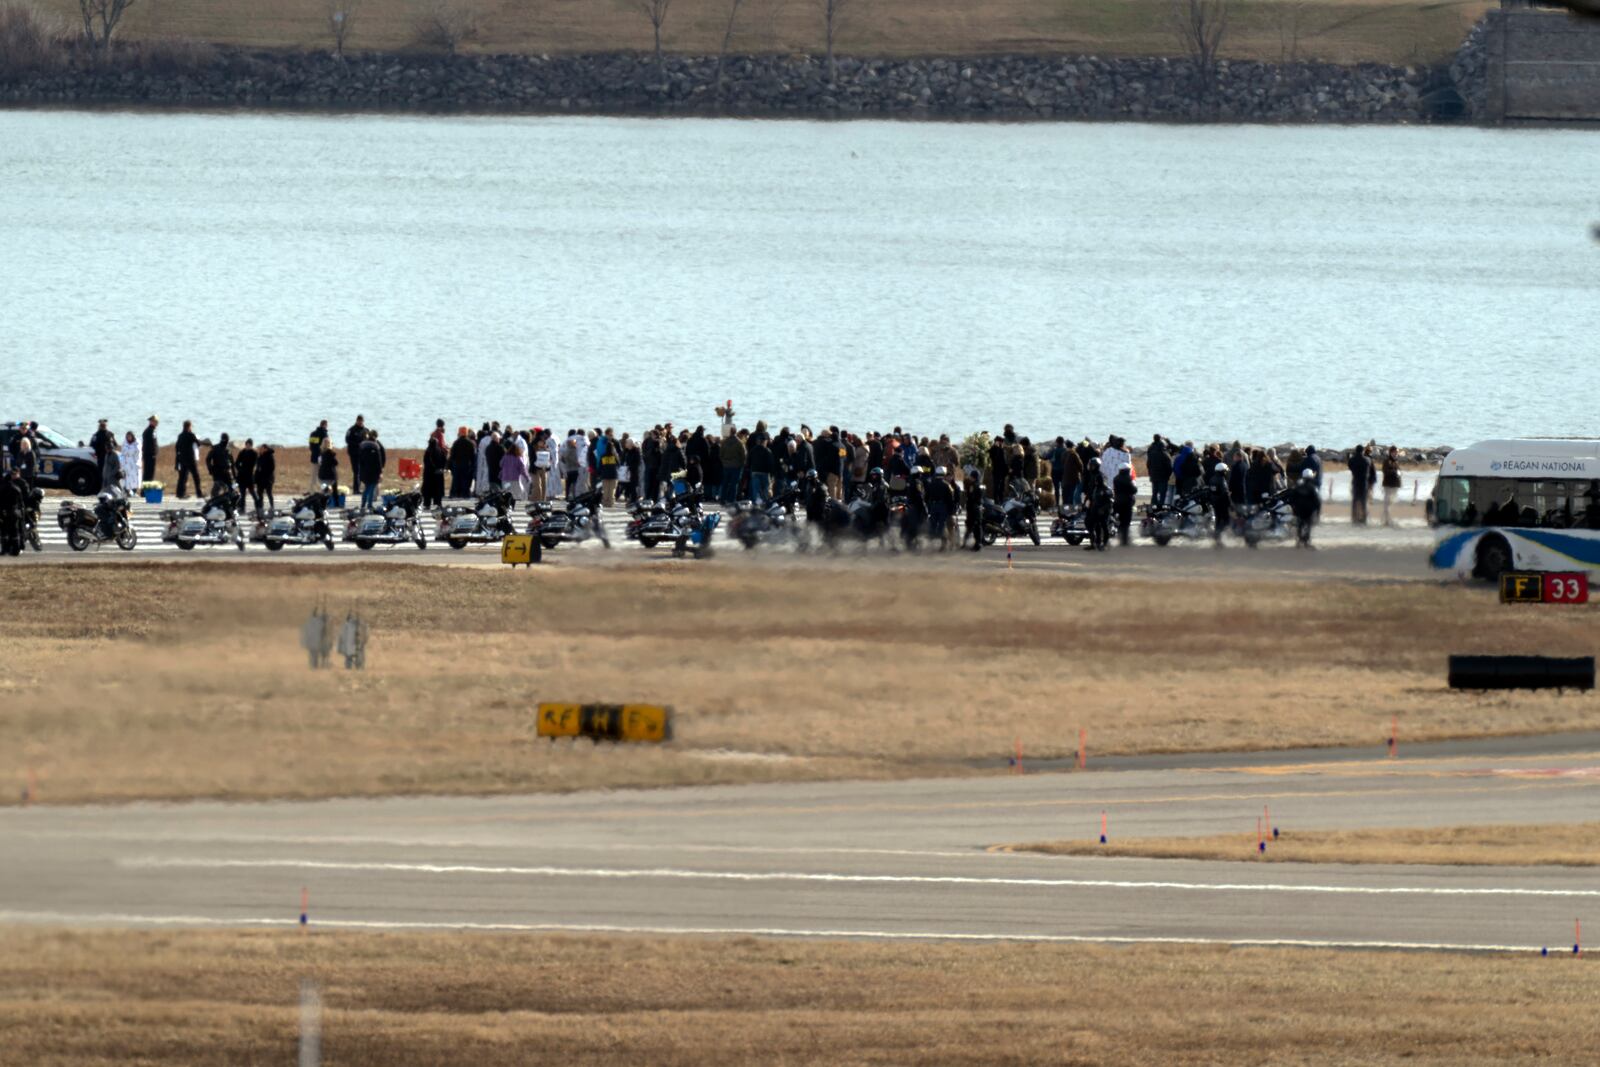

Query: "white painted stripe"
<box><xmin>119</xmin><ymin>857</ymin><xmax>1600</xmax><ymax>898</ymax></box>
<box><xmin>0</xmin><ymin>910</ymin><xmax>1543</xmax><ymax>954</ymax></box>
<box><xmin>6</xmin><ymin>833</ymin><xmax>980</xmax><ymax>859</ymax></box>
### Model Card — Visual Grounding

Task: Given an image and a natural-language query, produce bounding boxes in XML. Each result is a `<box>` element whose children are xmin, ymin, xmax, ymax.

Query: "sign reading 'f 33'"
<box><xmin>1500</xmin><ymin>572</ymin><xmax>1589</xmax><ymax>605</ymax></box>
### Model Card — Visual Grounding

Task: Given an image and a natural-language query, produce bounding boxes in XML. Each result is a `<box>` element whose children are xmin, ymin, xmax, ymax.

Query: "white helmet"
<box><xmin>1213</xmin><ymin>463</ymin><xmax>1229</xmax><ymax>474</ymax></box>
<box><xmin>934</xmin><ymin>466</ymin><xmax>947</xmax><ymax>476</ymax></box>
<box><xmin>1301</xmin><ymin>469</ymin><xmax>1315</xmax><ymax>481</ymax></box>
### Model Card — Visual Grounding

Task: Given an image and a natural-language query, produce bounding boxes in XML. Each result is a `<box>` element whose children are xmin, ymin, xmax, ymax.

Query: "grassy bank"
<box><xmin>2</xmin><ymin>562</ymin><xmax>1595</xmax><ymax>805</ymax></box>
<box><xmin>35</xmin><ymin>0</ymin><xmax>1485</xmax><ymax>68</ymax></box>
<box><xmin>1013</xmin><ymin>823</ymin><xmax>1600</xmax><ymax>866</ymax></box>
<box><xmin>3</xmin><ymin>927</ymin><xmax>1596</xmax><ymax>1065</ymax></box>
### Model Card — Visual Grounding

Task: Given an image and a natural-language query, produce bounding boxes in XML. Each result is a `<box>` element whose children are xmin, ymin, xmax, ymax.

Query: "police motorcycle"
<box><xmin>981</xmin><ymin>479</ymin><xmax>1042</xmax><ymax>546</ymax></box>
<box><xmin>440</xmin><ymin>488</ymin><xmax>519</xmax><ymax>550</ymax></box>
<box><xmin>345</xmin><ymin>490</ymin><xmax>429</xmax><ymax>551</ymax></box>
<box><xmin>1235</xmin><ymin>489</ymin><xmax>1295</xmax><ymax>548</ymax></box>
<box><xmin>725</xmin><ymin>484</ymin><xmax>802</xmax><ymax>549</ymax></box>
<box><xmin>800</xmin><ymin>471</ymin><xmax>854</xmax><ymax>548</ymax></box>
<box><xmin>626</xmin><ymin>484</ymin><xmax>704</xmax><ymax>550</ymax></box>
<box><xmin>672</xmin><ymin>510</ymin><xmax>722</xmax><ymax>559</ymax></box>
<box><xmin>19</xmin><ymin>484</ymin><xmax>44</xmax><ymax>552</ymax></box>
<box><xmin>528</xmin><ymin>486</ymin><xmax>609</xmax><ymax>550</ymax></box>
<box><xmin>1139</xmin><ymin>487</ymin><xmax>1212</xmax><ymax>547</ymax></box>
<box><xmin>161</xmin><ymin>486</ymin><xmax>247</xmax><ymax>551</ymax></box>
<box><xmin>57</xmin><ymin>488</ymin><xmax>138</xmax><ymax>551</ymax></box>
<box><xmin>1050</xmin><ymin>505</ymin><xmax>1090</xmax><ymax>546</ymax></box>
<box><xmin>846</xmin><ymin>469</ymin><xmax>894</xmax><ymax>543</ymax></box>
<box><xmin>262</xmin><ymin>488</ymin><xmax>337</xmax><ymax>551</ymax></box>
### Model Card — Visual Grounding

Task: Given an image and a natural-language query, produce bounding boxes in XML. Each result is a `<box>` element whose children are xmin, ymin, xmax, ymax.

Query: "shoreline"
<box><xmin>1</xmin><ymin>46</ymin><xmax>1477</xmax><ymax>125</ymax></box>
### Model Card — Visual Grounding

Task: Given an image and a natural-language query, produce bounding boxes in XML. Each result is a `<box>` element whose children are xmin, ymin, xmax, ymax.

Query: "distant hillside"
<box><xmin>40</xmin><ymin>0</ymin><xmax>1486</xmax><ymax>66</ymax></box>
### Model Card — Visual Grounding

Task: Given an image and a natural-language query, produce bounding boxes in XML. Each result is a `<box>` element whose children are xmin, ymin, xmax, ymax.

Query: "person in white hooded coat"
<box><xmin>474</xmin><ymin>431</ymin><xmax>491</xmax><ymax>494</ymax></box>
<box><xmin>1099</xmin><ymin>436</ymin><xmax>1132</xmax><ymax>488</ymax></box>
<box><xmin>119</xmin><ymin>431</ymin><xmax>142</xmax><ymax>495</ymax></box>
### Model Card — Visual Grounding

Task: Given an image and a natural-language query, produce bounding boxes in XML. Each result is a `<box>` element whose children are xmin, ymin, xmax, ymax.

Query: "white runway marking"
<box><xmin>0</xmin><ymin>909</ymin><xmax>1542</xmax><ymax>954</ymax></box>
<box><xmin>119</xmin><ymin>856</ymin><xmax>1600</xmax><ymax>898</ymax></box>
<box><xmin>7</xmin><ymin>832</ymin><xmax>981</xmax><ymax>859</ymax></box>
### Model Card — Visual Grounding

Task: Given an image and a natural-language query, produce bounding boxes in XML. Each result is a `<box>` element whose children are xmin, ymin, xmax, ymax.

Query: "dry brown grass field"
<box><xmin>38</xmin><ymin>0</ymin><xmax>1487</xmax><ymax>67</ymax></box>
<box><xmin>4</xmin><ymin>926</ymin><xmax>1598</xmax><ymax>1066</ymax></box>
<box><xmin>1015</xmin><ymin>822</ymin><xmax>1600</xmax><ymax>866</ymax></box>
<box><xmin>2</xmin><ymin>562</ymin><xmax>1596</xmax><ymax>805</ymax></box>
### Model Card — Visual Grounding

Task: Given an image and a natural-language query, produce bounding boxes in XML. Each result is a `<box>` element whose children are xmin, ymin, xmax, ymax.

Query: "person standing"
<box><xmin>1112</xmin><ymin>462</ymin><xmax>1138</xmax><ymax>546</ymax></box>
<box><xmin>1172</xmin><ymin>441</ymin><xmax>1199</xmax><ymax>498</ymax></box>
<box><xmin>988</xmin><ymin>436</ymin><xmax>1009</xmax><ymax>502</ymax></box>
<box><xmin>423</xmin><ymin>431</ymin><xmax>449</xmax><ymax>509</ymax></box>
<box><xmin>120</xmin><ymin>430</ymin><xmax>142</xmax><ymax>495</ymax></box>
<box><xmin>474</xmin><ymin>424</ymin><xmax>492</xmax><ymax>492</ymax></box>
<box><xmin>1100</xmin><ymin>435</ymin><xmax>1132</xmax><ymax>489</ymax></box>
<box><xmin>1302</xmin><ymin>444</ymin><xmax>1323</xmax><ymax>489</ymax></box>
<box><xmin>448</xmin><ymin>427</ymin><xmax>476</xmax><ymax>499</ymax></box>
<box><xmin>235</xmin><ymin>438</ymin><xmax>259</xmax><ymax>513</ymax></box>
<box><xmin>318</xmin><ymin>444</ymin><xmax>339</xmax><ymax>495</ymax></box>
<box><xmin>501</xmin><ymin>440</ymin><xmax>530</xmax><ymax>501</ymax></box>
<box><xmin>141</xmin><ymin>416</ymin><xmax>159</xmax><ymax>484</ymax></box>
<box><xmin>90</xmin><ymin>419</ymin><xmax>116</xmax><ymax>490</ymax></box>
<box><xmin>485</xmin><ymin>432</ymin><xmax>506</xmax><ymax>492</ymax></box>
<box><xmin>308</xmin><ymin>419</ymin><xmax>330</xmax><ymax>493</ymax></box>
<box><xmin>598</xmin><ymin>429</ymin><xmax>620</xmax><ymax>505</ymax></box>
<box><xmin>718</xmin><ymin>428</ymin><xmax>745</xmax><ymax>504</ymax></box>
<box><xmin>661</xmin><ymin>432</ymin><xmax>686</xmax><ymax>497</ymax></box>
<box><xmin>641</xmin><ymin>428</ymin><xmax>662</xmax><ymax>503</ymax></box>
<box><xmin>175</xmin><ymin>420</ymin><xmax>202</xmax><ymax>499</ymax></box>
<box><xmin>15</xmin><ymin>438</ymin><xmax>36</xmax><ymax>489</ymax></box>
<box><xmin>1381</xmin><ymin>446</ymin><xmax>1402</xmax><ymax>526</ymax></box>
<box><xmin>1347</xmin><ymin>444</ymin><xmax>1372</xmax><ymax>525</ymax></box>
<box><xmin>1146</xmin><ymin>435</ymin><xmax>1171</xmax><ymax>507</ymax></box>
<box><xmin>358</xmin><ymin>431</ymin><xmax>383</xmax><ymax>510</ymax></box>
<box><xmin>619</xmin><ymin>434</ymin><xmax>640</xmax><ymax>505</ymax></box>
<box><xmin>963</xmin><ymin>471</ymin><xmax>985</xmax><ymax>551</ymax></box>
<box><xmin>1290</xmin><ymin>469</ymin><xmax>1321</xmax><ymax>547</ymax></box>
<box><xmin>206</xmin><ymin>434</ymin><xmax>235</xmax><ymax>498</ymax></box>
<box><xmin>747</xmin><ymin>430</ymin><xmax>776</xmax><ymax>505</ymax></box>
<box><xmin>255</xmin><ymin>443</ymin><xmax>277</xmax><ymax>513</ymax></box>
<box><xmin>541</xmin><ymin>431</ymin><xmax>561</xmax><ymax>501</ymax></box>
<box><xmin>1208</xmin><ymin>461</ymin><xmax>1232</xmax><ymax>547</ymax></box>
<box><xmin>344</xmin><ymin>415</ymin><xmax>368</xmax><ymax>497</ymax></box>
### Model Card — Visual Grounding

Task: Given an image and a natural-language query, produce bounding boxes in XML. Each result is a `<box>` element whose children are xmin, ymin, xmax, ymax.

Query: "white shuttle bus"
<box><xmin>1429</xmin><ymin>439</ymin><xmax>1600</xmax><ymax>580</ymax></box>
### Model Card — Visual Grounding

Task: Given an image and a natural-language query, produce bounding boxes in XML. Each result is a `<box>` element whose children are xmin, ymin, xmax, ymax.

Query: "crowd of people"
<box><xmin>3</xmin><ymin>408</ymin><xmax>1420</xmax><ymax>549</ymax></box>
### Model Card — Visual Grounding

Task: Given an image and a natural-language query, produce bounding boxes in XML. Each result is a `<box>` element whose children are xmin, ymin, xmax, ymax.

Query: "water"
<box><xmin>4</xmin><ymin>110</ymin><xmax>1597</xmax><ymax>448</ymax></box>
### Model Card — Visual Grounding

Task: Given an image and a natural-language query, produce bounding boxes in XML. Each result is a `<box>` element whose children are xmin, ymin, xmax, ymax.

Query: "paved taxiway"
<box><xmin>5</xmin><ymin>736</ymin><xmax>1598</xmax><ymax>952</ymax></box>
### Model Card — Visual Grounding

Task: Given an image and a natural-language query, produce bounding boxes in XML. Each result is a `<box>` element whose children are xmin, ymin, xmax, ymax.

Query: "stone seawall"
<box><xmin>1</xmin><ymin>49</ymin><xmax>1469</xmax><ymax>123</ymax></box>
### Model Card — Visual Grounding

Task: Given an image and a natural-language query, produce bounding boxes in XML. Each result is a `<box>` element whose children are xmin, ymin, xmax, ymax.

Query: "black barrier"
<box><xmin>1447</xmin><ymin>655</ymin><xmax>1596</xmax><ymax>691</ymax></box>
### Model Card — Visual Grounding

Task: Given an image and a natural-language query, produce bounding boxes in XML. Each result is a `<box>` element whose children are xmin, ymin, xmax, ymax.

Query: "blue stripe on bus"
<box><xmin>1507</xmin><ymin>528</ymin><xmax>1600</xmax><ymax>566</ymax></box>
<box><xmin>1428</xmin><ymin>530</ymin><xmax>1480</xmax><ymax>569</ymax></box>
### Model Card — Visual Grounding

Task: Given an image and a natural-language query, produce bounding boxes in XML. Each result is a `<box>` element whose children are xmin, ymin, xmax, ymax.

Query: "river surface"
<box><xmin>3</xmin><ymin>110</ymin><xmax>1596</xmax><ymax>447</ymax></box>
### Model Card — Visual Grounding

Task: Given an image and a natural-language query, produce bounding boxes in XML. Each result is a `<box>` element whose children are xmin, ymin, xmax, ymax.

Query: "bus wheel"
<box><xmin>1474</xmin><ymin>535</ymin><xmax>1512</xmax><ymax>582</ymax></box>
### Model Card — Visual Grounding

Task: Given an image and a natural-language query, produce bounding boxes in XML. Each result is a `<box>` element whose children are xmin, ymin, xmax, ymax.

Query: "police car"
<box><xmin>0</xmin><ymin>422</ymin><xmax>103</xmax><ymax>495</ymax></box>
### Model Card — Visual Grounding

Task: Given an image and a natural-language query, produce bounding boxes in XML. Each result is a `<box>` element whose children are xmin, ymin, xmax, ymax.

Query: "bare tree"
<box><xmin>1273</xmin><ymin>0</ymin><xmax>1309</xmax><ymax>63</ymax></box>
<box><xmin>714</xmin><ymin>0</ymin><xmax>750</xmax><ymax>101</ymax></box>
<box><xmin>76</xmin><ymin>0</ymin><xmax>136</xmax><ymax>52</ymax></box>
<box><xmin>636</xmin><ymin>0</ymin><xmax>672</xmax><ymax>76</ymax></box>
<box><xmin>825</xmin><ymin>0</ymin><xmax>864</xmax><ymax>85</ymax></box>
<box><xmin>1169</xmin><ymin>0</ymin><xmax>1228</xmax><ymax>90</ymax></box>
<box><xmin>326</xmin><ymin>0</ymin><xmax>360</xmax><ymax>58</ymax></box>
<box><xmin>413</xmin><ymin>0</ymin><xmax>482</xmax><ymax>54</ymax></box>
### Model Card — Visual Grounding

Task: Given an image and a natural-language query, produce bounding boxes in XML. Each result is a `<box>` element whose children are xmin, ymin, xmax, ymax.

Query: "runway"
<box><xmin>6</xmin><ymin>736</ymin><xmax>1599</xmax><ymax>952</ymax></box>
